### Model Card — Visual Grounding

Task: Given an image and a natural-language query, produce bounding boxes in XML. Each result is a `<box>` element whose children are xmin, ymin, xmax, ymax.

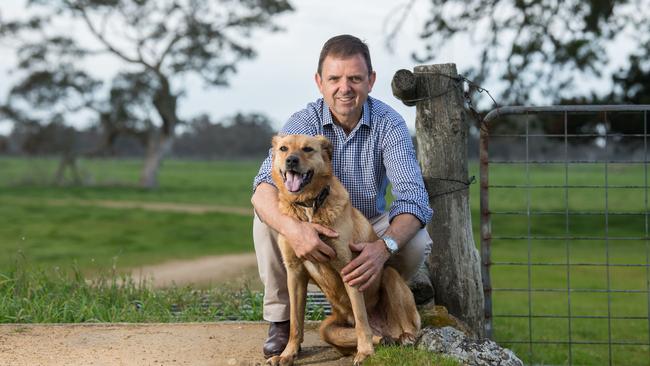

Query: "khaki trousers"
<box><xmin>253</xmin><ymin>213</ymin><xmax>433</xmax><ymax>322</ymax></box>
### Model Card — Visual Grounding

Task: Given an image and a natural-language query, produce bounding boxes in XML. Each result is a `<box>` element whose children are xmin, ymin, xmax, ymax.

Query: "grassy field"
<box><xmin>0</xmin><ymin>157</ymin><xmax>258</xmax><ymax>205</ymax></box>
<box><xmin>1</xmin><ymin>156</ymin><xmax>648</xmax><ymax>365</ymax></box>
<box><xmin>481</xmin><ymin>163</ymin><xmax>649</xmax><ymax>366</ymax></box>
<box><xmin>0</xmin><ymin>157</ymin><xmax>257</xmax><ymax>272</ymax></box>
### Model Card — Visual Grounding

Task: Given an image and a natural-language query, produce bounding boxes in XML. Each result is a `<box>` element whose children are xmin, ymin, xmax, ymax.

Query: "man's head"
<box><xmin>315</xmin><ymin>35</ymin><xmax>376</xmax><ymax>129</ymax></box>
<box><xmin>317</xmin><ymin>35</ymin><xmax>373</xmax><ymax>77</ymax></box>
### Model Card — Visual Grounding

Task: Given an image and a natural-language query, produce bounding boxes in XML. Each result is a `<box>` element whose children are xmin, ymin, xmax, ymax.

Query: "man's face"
<box><xmin>315</xmin><ymin>54</ymin><xmax>376</xmax><ymax>127</ymax></box>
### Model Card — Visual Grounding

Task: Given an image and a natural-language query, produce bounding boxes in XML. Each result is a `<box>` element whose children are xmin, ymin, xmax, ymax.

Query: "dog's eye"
<box><xmin>279</xmin><ymin>146</ymin><xmax>288</xmax><ymax>152</ymax></box>
<box><xmin>302</xmin><ymin>147</ymin><xmax>314</xmax><ymax>152</ymax></box>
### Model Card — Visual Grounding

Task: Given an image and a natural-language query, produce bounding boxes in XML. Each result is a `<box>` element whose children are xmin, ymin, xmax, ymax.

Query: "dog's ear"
<box><xmin>316</xmin><ymin>135</ymin><xmax>333</xmax><ymax>161</ymax></box>
<box><xmin>271</xmin><ymin>135</ymin><xmax>282</xmax><ymax>150</ymax></box>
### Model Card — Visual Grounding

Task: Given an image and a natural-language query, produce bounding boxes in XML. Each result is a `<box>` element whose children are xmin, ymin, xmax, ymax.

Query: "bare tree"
<box><xmin>0</xmin><ymin>0</ymin><xmax>293</xmax><ymax>187</ymax></box>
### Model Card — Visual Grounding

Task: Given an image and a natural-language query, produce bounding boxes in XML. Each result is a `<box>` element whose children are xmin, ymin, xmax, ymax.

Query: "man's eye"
<box><xmin>302</xmin><ymin>147</ymin><xmax>314</xmax><ymax>152</ymax></box>
<box><xmin>279</xmin><ymin>146</ymin><xmax>288</xmax><ymax>152</ymax></box>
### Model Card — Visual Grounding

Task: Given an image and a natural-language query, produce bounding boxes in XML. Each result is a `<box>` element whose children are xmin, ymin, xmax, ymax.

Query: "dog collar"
<box><xmin>294</xmin><ymin>185</ymin><xmax>330</xmax><ymax>213</ymax></box>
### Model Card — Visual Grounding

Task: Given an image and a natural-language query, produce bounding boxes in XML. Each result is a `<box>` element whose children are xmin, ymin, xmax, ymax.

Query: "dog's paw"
<box><xmin>398</xmin><ymin>332</ymin><xmax>416</xmax><ymax>346</ymax></box>
<box><xmin>265</xmin><ymin>356</ymin><xmax>279</xmax><ymax>366</ymax></box>
<box><xmin>265</xmin><ymin>355</ymin><xmax>295</xmax><ymax>366</ymax></box>
<box><xmin>353</xmin><ymin>351</ymin><xmax>372</xmax><ymax>366</ymax></box>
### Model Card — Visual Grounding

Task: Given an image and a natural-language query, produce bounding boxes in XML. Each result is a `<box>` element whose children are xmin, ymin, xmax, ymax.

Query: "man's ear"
<box><xmin>368</xmin><ymin>71</ymin><xmax>376</xmax><ymax>93</ymax></box>
<box><xmin>316</xmin><ymin>135</ymin><xmax>333</xmax><ymax>161</ymax></box>
<box><xmin>315</xmin><ymin>72</ymin><xmax>324</xmax><ymax>94</ymax></box>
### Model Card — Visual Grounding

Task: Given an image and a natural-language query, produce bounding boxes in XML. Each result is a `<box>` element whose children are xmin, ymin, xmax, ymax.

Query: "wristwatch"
<box><xmin>382</xmin><ymin>236</ymin><xmax>399</xmax><ymax>255</ymax></box>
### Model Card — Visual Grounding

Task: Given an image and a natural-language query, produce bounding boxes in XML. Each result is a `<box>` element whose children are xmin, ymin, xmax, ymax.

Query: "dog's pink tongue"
<box><xmin>285</xmin><ymin>172</ymin><xmax>303</xmax><ymax>192</ymax></box>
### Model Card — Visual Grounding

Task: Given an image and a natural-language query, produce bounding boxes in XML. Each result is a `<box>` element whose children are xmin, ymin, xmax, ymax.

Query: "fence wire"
<box><xmin>480</xmin><ymin>105</ymin><xmax>650</xmax><ymax>365</ymax></box>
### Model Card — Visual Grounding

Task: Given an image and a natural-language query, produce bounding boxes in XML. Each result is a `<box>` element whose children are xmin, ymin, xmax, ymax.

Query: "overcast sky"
<box><xmin>0</xmin><ymin>0</ymin><xmax>631</xmax><ymax>135</ymax></box>
<box><xmin>0</xmin><ymin>0</ymin><xmax>484</xmax><ymax>134</ymax></box>
<box><xmin>174</xmin><ymin>0</ymin><xmax>449</xmax><ymax>131</ymax></box>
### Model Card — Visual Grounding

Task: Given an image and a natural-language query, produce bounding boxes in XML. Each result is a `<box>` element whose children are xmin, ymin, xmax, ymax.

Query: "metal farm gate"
<box><xmin>480</xmin><ymin>105</ymin><xmax>650</xmax><ymax>365</ymax></box>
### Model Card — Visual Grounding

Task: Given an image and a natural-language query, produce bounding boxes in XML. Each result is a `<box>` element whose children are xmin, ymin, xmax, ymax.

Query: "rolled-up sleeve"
<box><xmin>382</xmin><ymin>120</ymin><xmax>433</xmax><ymax>226</ymax></box>
<box><xmin>252</xmin><ymin>108</ymin><xmax>320</xmax><ymax>192</ymax></box>
<box><xmin>252</xmin><ymin>152</ymin><xmax>275</xmax><ymax>191</ymax></box>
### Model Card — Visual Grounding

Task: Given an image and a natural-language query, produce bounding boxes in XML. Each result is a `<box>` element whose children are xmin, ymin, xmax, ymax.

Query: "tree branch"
<box><xmin>155</xmin><ymin>33</ymin><xmax>183</xmax><ymax>71</ymax></box>
<box><xmin>75</xmin><ymin>4</ymin><xmax>156</xmax><ymax>72</ymax></box>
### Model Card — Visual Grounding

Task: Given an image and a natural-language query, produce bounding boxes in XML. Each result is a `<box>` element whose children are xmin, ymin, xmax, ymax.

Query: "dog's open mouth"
<box><xmin>282</xmin><ymin>169</ymin><xmax>313</xmax><ymax>193</ymax></box>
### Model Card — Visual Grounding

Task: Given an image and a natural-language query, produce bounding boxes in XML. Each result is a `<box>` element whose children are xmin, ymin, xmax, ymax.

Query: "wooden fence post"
<box><xmin>393</xmin><ymin>63</ymin><xmax>485</xmax><ymax>338</ymax></box>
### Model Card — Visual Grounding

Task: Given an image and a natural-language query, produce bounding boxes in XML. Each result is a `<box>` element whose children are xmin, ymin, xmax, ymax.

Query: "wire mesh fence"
<box><xmin>480</xmin><ymin>105</ymin><xmax>650</xmax><ymax>365</ymax></box>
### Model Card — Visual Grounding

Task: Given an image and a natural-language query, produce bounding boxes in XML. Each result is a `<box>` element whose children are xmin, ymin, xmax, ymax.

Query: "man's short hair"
<box><xmin>317</xmin><ymin>34</ymin><xmax>373</xmax><ymax>76</ymax></box>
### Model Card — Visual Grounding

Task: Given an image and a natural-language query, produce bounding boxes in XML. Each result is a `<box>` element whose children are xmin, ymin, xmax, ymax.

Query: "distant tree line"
<box><xmin>0</xmin><ymin>112</ymin><xmax>276</xmax><ymax>160</ymax></box>
<box><xmin>174</xmin><ymin>113</ymin><xmax>276</xmax><ymax>159</ymax></box>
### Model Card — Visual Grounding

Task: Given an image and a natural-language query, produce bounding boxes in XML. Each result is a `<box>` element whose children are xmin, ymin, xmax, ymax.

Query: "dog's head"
<box><xmin>271</xmin><ymin>134</ymin><xmax>333</xmax><ymax>195</ymax></box>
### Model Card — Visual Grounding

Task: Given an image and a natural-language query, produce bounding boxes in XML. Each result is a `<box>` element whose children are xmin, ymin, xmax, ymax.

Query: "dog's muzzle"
<box><xmin>282</xmin><ymin>155</ymin><xmax>313</xmax><ymax>193</ymax></box>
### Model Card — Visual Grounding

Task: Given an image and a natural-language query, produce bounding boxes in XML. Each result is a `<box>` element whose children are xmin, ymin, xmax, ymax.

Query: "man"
<box><xmin>251</xmin><ymin>34</ymin><xmax>433</xmax><ymax>358</ymax></box>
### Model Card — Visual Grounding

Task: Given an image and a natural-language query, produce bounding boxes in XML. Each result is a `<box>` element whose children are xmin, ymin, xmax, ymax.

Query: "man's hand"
<box><xmin>284</xmin><ymin>221</ymin><xmax>338</xmax><ymax>263</ymax></box>
<box><xmin>340</xmin><ymin>239</ymin><xmax>390</xmax><ymax>291</ymax></box>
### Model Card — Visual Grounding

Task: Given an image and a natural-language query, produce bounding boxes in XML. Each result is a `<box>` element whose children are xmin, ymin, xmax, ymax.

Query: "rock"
<box><xmin>416</xmin><ymin>326</ymin><xmax>523</xmax><ymax>366</ymax></box>
<box><xmin>418</xmin><ymin>304</ymin><xmax>475</xmax><ymax>339</ymax></box>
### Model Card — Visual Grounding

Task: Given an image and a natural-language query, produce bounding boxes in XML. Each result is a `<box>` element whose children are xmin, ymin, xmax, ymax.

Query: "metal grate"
<box><xmin>307</xmin><ymin>291</ymin><xmax>332</xmax><ymax>316</ymax></box>
<box><xmin>480</xmin><ymin>105</ymin><xmax>650</xmax><ymax>365</ymax></box>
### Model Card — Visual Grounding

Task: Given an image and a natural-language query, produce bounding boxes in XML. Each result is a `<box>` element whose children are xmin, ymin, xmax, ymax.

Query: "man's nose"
<box><xmin>338</xmin><ymin>79</ymin><xmax>352</xmax><ymax>93</ymax></box>
<box><xmin>286</xmin><ymin>155</ymin><xmax>299</xmax><ymax>169</ymax></box>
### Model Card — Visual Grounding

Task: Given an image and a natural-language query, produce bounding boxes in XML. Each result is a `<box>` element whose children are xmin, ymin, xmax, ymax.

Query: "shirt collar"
<box><xmin>322</xmin><ymin>97</ymin><xmax>372</xmax><ymax>128</ymax></box>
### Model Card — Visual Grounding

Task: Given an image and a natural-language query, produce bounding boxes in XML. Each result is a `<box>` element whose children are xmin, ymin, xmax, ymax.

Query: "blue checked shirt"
<box><xmin>253</xmin><ymin>96</ymin><xmax>433</xmax><ymax>226</ymax></box>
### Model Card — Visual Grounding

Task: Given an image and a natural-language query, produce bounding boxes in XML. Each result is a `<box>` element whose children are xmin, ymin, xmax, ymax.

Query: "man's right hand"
<box><xmin>284</xmin><ymin>221</ymin><xmax>338</xmax><ymax>263</ymax></box>
<box><xmin>251</xmin><ymin>182</ymin><xmax>338</xmax><ymax>262</ymax></box>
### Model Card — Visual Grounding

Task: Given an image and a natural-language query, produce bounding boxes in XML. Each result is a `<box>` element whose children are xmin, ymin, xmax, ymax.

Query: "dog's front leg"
<box><xmin>267</xmin><ymin>262</ymin><xmax>308</xmax><ymax>366</ymax></box>
<box><xmin>343</xmin><ymin>283</ymin><xmax>374</xmax><ymax>365</ymax></box>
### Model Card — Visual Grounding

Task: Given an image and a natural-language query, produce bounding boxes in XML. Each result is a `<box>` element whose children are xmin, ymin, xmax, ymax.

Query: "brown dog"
<box><xmin>267</xmin><ymin>134</ymin><xmax>420</xmax><ymax>366</ymax></box>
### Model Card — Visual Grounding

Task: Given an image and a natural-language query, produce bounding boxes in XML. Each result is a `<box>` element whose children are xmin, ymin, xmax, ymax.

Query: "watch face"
<box><xmin>383</xmin><ymin>237</ymin><xmax>398</xmax><ymax>254</ymax></box>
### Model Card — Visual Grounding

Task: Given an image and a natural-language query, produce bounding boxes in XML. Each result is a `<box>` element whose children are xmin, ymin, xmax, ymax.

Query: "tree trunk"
<box><xmin>140</xmin><ymin>76</ymin><xmax>178</xmax><ymax>188</ymax></box>
<box><xmin>396</xmin><ymin>64</ymin><xmax>485</xmax><ymax>338</ymax></box>
<box><xmin>140</xmin><ymin>131</ymin><xmax>173</xmax><ymax>188</ymax></box>
<box><xmin>54</xmin><ymin>152</ymin><xmax>82</xmax><ymax>185</ymax></box>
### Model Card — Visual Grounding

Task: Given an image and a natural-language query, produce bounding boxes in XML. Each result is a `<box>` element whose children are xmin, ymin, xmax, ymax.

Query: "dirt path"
<box><xmin>42</xmin><ymin>198</ymin><xmax>254</xmax><ymax>216</ymax></box>
<box><xmin>126</xmin><ymin>253</ymin><xmax>260</xmax><ymax>288</ymax></box>
<box><xmin>0</xmin><ymin>322</ymin><xmax>353</xmax><ymax>366</ymax></box>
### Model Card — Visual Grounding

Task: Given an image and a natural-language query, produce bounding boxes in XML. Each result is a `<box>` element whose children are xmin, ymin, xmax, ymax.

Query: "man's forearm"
<box><xmin>251</xmin><ymin>182</ymin><xmax>297</xmax><ymax>235</ymax></box>
<box><xmin>252</xmin><ymin>182</ymin><xmax>338</xmax><ymax>262</ymax></box>
<box><xmin>382</xmin><ymin>213</ymin><xmax>423</xmax><ymax>250</ymax></box>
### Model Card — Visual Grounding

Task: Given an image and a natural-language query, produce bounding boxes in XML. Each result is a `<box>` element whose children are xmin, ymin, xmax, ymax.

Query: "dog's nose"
<box><xmin>286</xmin><ymin>155</ymin><xmax>299</xmax><ymax>169</ymax></box>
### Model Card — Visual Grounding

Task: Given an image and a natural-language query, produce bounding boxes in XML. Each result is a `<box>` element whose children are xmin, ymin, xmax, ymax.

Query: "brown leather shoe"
<box><xmin>263</xmin><ymin>320</ymin><xmax>290</xmax><ymax>359</ymax></box>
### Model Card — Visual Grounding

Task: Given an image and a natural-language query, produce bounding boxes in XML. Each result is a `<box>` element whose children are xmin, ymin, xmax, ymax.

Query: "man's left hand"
<box><xmin>340</xmin><ymin>239</ymin><xmax>390</xmax><ymax>291</ymax></box>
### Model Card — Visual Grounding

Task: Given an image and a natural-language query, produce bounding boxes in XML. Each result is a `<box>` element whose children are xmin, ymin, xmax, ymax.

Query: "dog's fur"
<box><xmin>267</xmin><ymin>134</ymin><xmax>420</xmax><ymax>366</ymax></box>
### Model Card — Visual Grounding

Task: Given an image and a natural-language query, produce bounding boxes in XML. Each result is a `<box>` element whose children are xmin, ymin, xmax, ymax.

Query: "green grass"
<box><xmin>0</xmin><ymin>157</ymin><xmax>257</xmax><ymax>272</ymax></box>
<box><xmin>0</xmin><ymin>157</ymin><xmax>259</xmax><ymax>206</ymax></box>
<box><xmin>0</xmin><ymin>262</ymin><xmax>325</xmax><ymax>323</ymax></box>
<box><xmin>0</xmin><ymin>263</ymin><xmax>263</xmax><ymax>323</ymax></box>
<box><xmin>470</xmin><ymin>163</ymin><xmax>650</xmax><ymax>365</ymax></box>
<box><xmin>366</xmin><ymin>346</ymin><xmax>462</xmax><ymax>366</ymax></box>
<box><xmin>0</xmin><ymin>200</ymin><xmax>253</xmax><ymax>271</ymax></box>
